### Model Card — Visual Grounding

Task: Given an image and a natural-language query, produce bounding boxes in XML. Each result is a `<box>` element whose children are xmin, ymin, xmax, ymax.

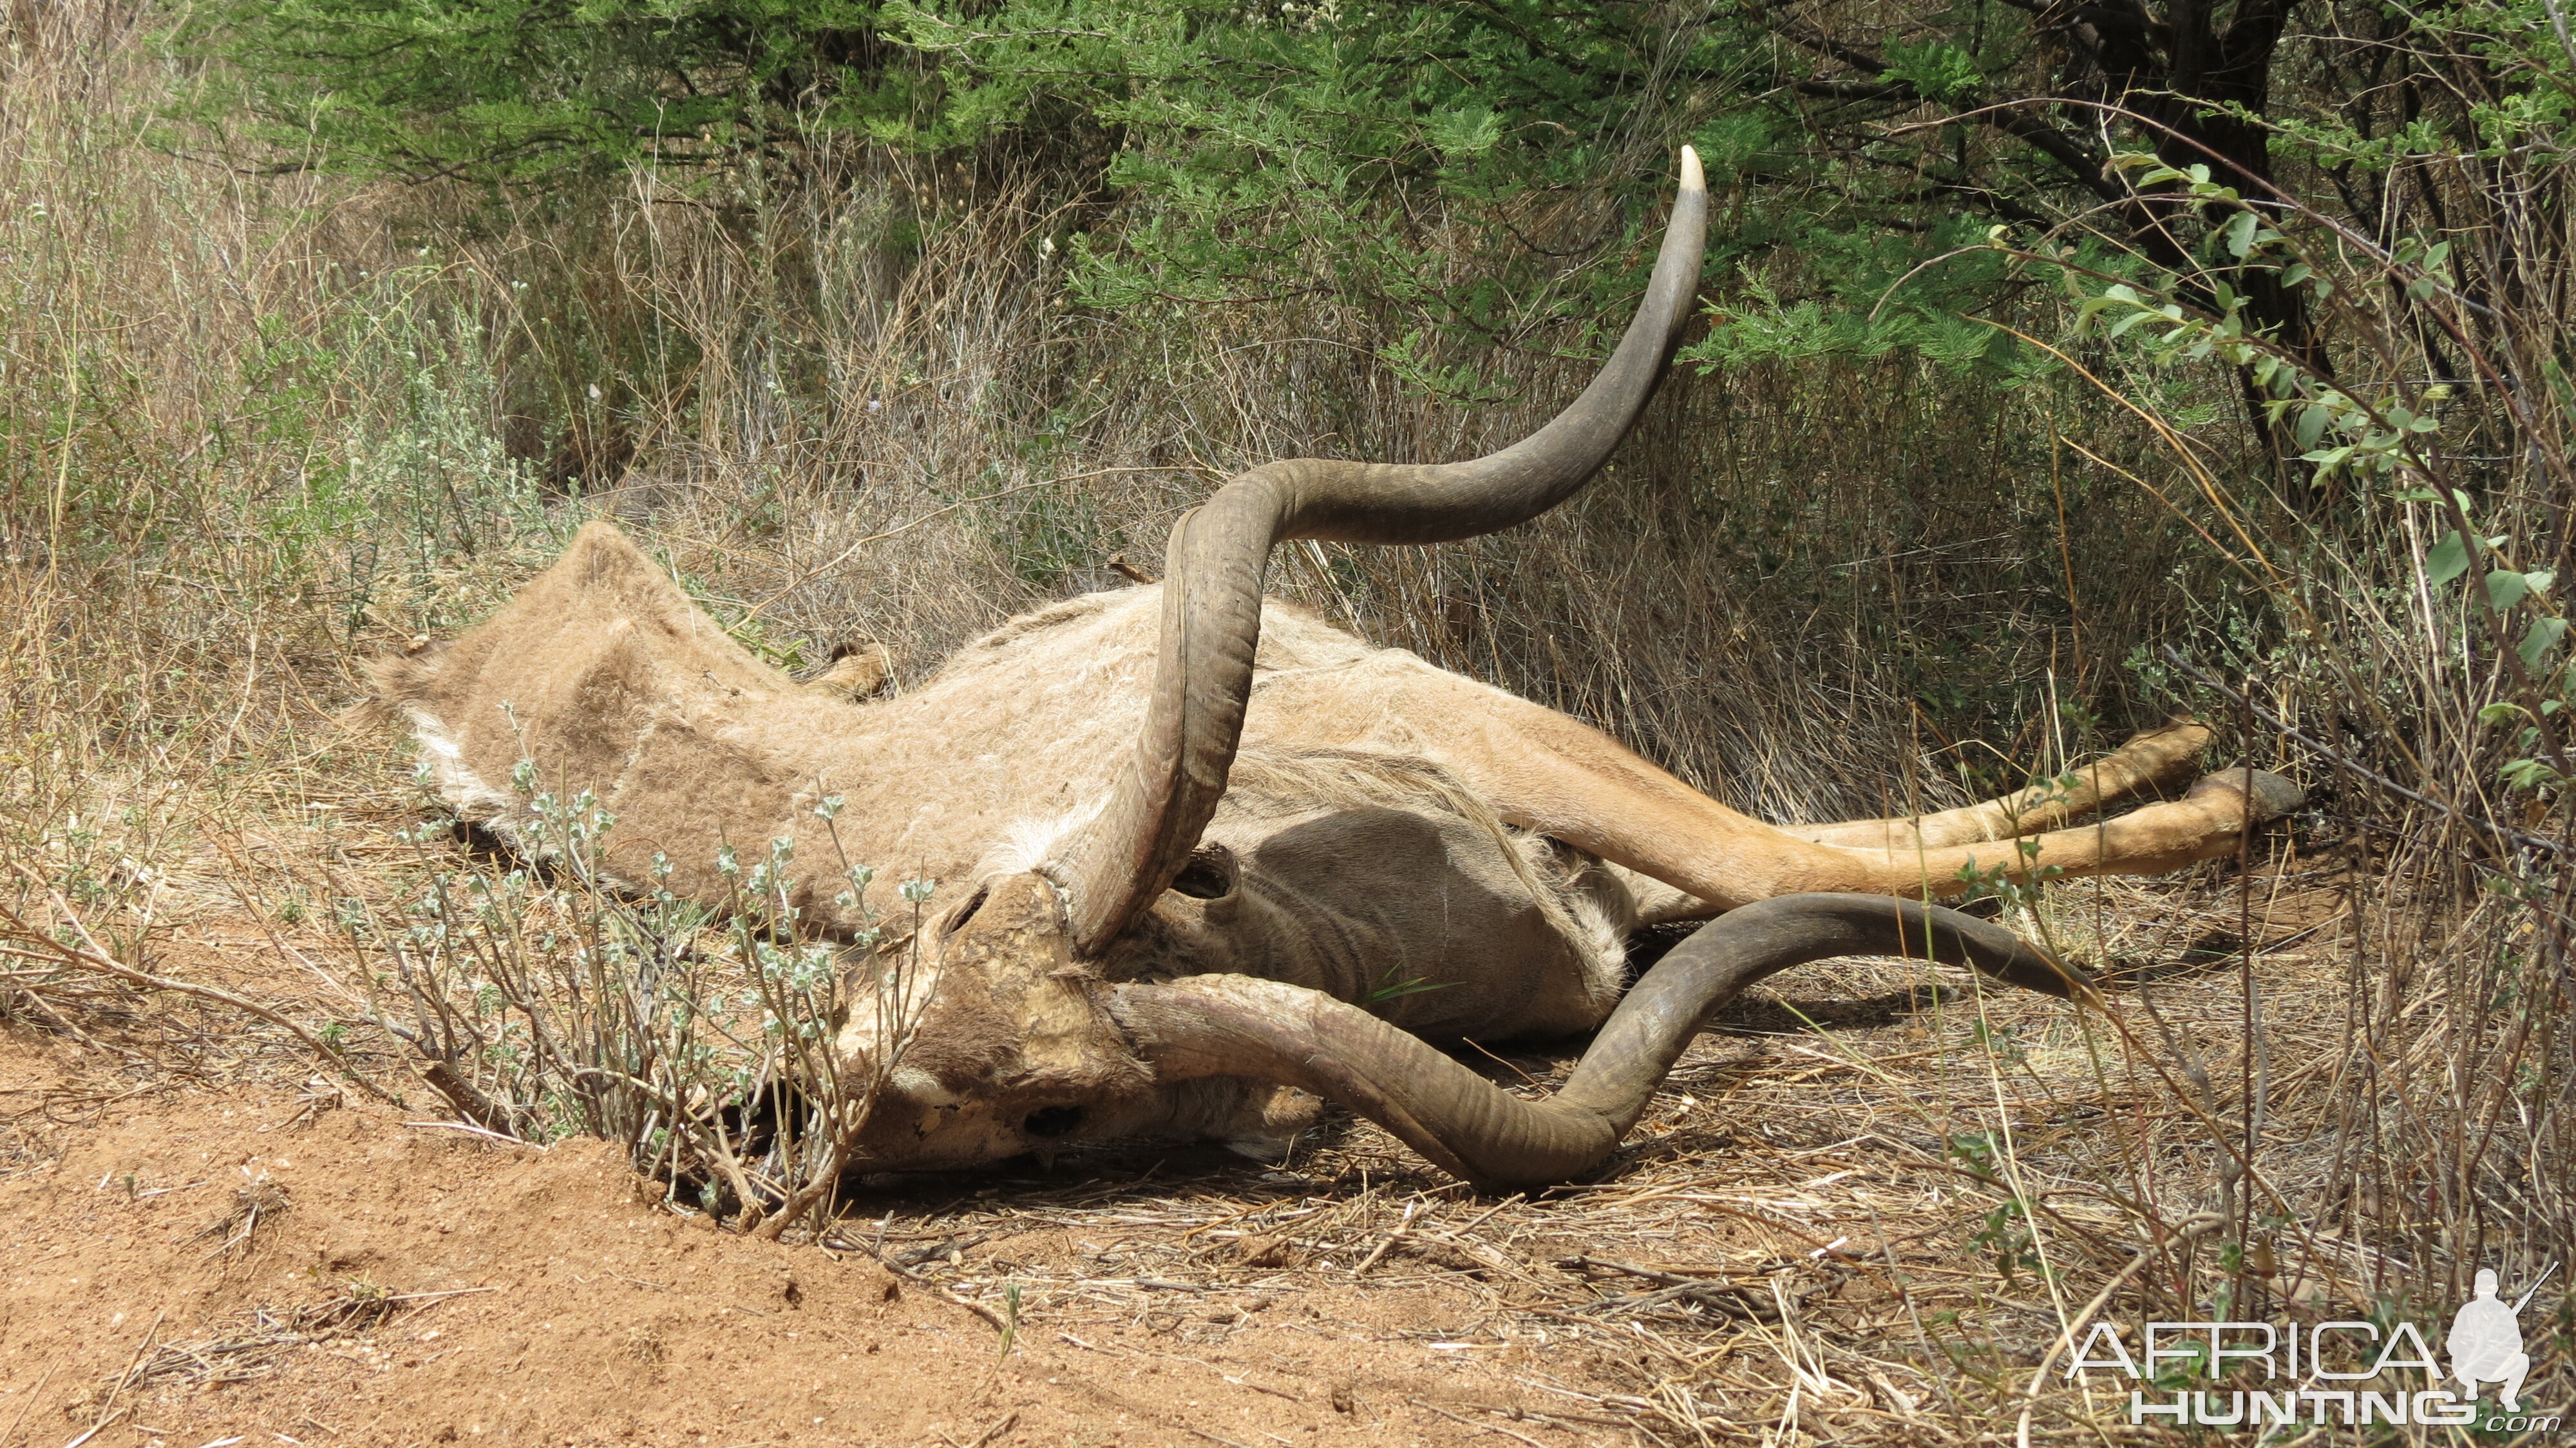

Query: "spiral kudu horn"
<box><xmin>1108</xmin><ymin>894</ymin><xmax>2095</xmax><ymax>1189</ymax></box>
<box><xmin>1059</xmin><ymin>148</ymin><xmax>1710</xmax><ymax>955</ymax></box>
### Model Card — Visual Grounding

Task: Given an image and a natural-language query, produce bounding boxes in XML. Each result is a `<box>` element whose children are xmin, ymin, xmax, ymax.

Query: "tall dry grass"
<box><xmin>0</xmin><ymin>1</ymin><xmax>2566</xmax><ymax>1438</ymax></box>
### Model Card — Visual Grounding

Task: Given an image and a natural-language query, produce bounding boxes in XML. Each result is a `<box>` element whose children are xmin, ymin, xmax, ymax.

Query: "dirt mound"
<box><xmin>0</xmin><ymin>1034</ymin><xmax>1589</xmax><ymax>1447</ymax></box>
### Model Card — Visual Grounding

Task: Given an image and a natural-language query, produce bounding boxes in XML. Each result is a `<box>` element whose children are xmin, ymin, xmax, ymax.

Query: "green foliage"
<box><xmin>889</xmin><ymin>0</ymin><xmax>1730</xmax><ymax>326</ymax></box>
<box><xmin>175</xmin><ymin>0</ymin><xmax>2576</xmax><ymax>443</ymax></box>
<box><xmin>1682</xmin><ymin>228</ymin><xmax>2036</xmax><ymax>379</ymax></box>
<box><xmin>261</xmin><ymin>271</ymin><xmax>557</xmax><ymax>635</ymax></box>
<box><xmin>1877</xmin><ymin>41</ymin><xmax>1982</xmax><ymax>106</ymax></box>
<box><xmin>2029</xmin><ymin>136</ymin><xmax>2576</xmax><ymax>796</ymax></box>
<box><xmin>182</xmin><ymin>0</ymin><xmax>2049</xmax><ymax>383</ymax></box>
<box><xmin>176</xmin><ymin>0</ymin><xmax>904</xmax><ymax>187</ymax></box>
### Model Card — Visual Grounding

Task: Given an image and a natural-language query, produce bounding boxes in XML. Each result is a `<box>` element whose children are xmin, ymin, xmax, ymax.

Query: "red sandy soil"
<box><xmin>0</xmin><ymin>1031</ymin><xmax>1619</xmax><ymax>1448</ymax></box>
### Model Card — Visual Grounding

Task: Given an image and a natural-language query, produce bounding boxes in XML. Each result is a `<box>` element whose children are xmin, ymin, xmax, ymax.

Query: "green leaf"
<box><xmin>2519</xmin><ymin>616</ymin><xmax>2569</xmax><ymax>669</ymax></box>
<box><xmin>2501</xmin><ymin>756</ymin><xmax>2566</xmax><ymax>792</ymax></box>
<box><xmin>2426</xmin><ymin>530</ymin><xmax>2471</xmax><ymax>587</ymax></box>
<box><xmin>2488</xmin><ymin>569</ymin><xmax>2536</xmax><ymax>610</ymax></box>
<box><xmin>1425</xmin><ymin>105</ymin><xmax>1500</xmax><ymax>160</ymax></box>
<box><xmin>2295</xmin><ymin>403</ymin><xmax>2332</xmax><ymax>449</ymax></box>
<box><xmin>2224</xmin><ymin>209</ymin><xmax>2260</xmax><ymax>258</ymax></box>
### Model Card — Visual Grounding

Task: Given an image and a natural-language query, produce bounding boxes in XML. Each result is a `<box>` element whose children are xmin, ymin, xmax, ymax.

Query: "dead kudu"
<box><xmin>374</xmin><ymin>151</ymin><xmax>2299</xmax><ymax>1190</ymax></box>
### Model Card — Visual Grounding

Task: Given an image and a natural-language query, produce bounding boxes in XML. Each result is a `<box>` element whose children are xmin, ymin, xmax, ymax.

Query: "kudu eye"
<box><xmin>1023</xmin><ymin>1105</ymin><xmax>1084</xmax><ymax>1138</ymax></box>
<box><xmin>1167</xmin><ymin>845</ymin><xmax>1236</xmax><ymax>901</ymax></box>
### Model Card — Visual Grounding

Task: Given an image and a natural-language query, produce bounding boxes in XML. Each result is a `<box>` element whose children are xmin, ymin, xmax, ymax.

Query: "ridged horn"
<box><xmin>1106</xmin><ymin>894</ymin><xmax>2092</xmax><ymax>1189</ymax></box>
<box><xmin>1059</xmin><ymin>148</ymin><xmax>1710</xmax><ymax>955</ymax></box>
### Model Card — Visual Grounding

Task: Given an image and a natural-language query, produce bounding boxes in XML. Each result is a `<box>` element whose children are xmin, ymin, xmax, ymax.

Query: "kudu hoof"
<box><xmin>2186</xmin><ymin>767</ymin><xmax>2305</xmax><ymax>823</ymax></box>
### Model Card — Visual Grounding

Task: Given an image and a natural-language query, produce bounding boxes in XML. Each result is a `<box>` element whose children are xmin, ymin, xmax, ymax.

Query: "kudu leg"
<box><xmin>1265</xmin><ymin>660</ymin><xmax>2297</xmax><ymax>914</ymax></box>
<box><xmin>1781</xmin><ymin>720</ymin><xmax>2213</xmax><ymax>849</ymax></box>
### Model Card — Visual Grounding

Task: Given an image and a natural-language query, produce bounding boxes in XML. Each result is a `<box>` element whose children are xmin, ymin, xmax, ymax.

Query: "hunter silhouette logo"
<box><xmin>2451</xmin><ymin>1264</ymin><xmax>2553</xmax><ymax>1413</ymax></box>
<box><xmin>2067</xmin><ymin>1261</ymin><xmax>2561</xmax><ymax>1431</ymax></box>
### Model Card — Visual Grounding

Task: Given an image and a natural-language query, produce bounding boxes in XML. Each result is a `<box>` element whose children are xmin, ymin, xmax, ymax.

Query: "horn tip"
<box><xmin>1679</xmin><ymin>145</ymin><xmax>1705</xmax><ymax>194</ymax></box>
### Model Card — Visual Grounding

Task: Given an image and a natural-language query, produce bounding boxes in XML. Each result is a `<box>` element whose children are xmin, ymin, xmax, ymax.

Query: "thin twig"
<box><xmin>56</xmin><ymin>1409</ymin><xmax>125</xmax><ymax>1448</ymax></box>
<box><xmin>1350</xmin><ymin>1199</ymin><xmax>1417</xmax><ymax>1277</ymax></box>
<box><xmin>0</xmin><ymin>1357</ymin><xmax>57</xmax><ymax>1448</ymax></box>
<box><xmin>835</xmin><ymin>1243</ymin><xmax>1013</xmax><ymax>1334</ymax></box>
<box><xmin>1413</xmin><ymin>1398</ymin><xmax>1553</xmax><ymax>1448</ymax></box>
<box><xmin>399</xmin><ymin>1119</ymin><xmax>545</xmax><ymax>1149</ymax></box>
<box><xmin>383</xmin><ymin>1286</ymin><xmax>505</xmax><ymax>1304</ymax></box>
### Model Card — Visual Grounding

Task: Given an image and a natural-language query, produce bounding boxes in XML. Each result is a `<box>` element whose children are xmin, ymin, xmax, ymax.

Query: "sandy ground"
<box><xmin>0</xmin><ymin>1031</ymin><xmax>1644</xmax><ymax>1448</ymax></box>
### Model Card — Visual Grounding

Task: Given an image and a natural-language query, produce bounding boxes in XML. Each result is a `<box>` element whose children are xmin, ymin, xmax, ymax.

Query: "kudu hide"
<box><xmin>376</xmin><ymin>151</ymin><xmax>2299</xmax><ymax>1189</ymax></box>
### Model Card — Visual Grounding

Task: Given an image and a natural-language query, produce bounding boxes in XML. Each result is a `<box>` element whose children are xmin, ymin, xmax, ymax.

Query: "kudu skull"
<box><xmin>376</xmin><ymin>150</ymin><xmax>2298</xmax><ymax>1188</ymax></box>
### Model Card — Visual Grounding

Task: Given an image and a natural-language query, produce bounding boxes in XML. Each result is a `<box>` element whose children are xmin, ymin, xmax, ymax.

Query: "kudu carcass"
<box><xmin>375</xmin><ymin>150</ymin><xmax>2298</xmax><ymax>1190</ymax></box>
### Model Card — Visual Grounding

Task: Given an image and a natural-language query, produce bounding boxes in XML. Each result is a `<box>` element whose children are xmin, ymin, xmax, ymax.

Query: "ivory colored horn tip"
<box><xmin>1679</xmin><ymin>146</ymin><xmax>1705</xmax><ymax>191</ymax></box>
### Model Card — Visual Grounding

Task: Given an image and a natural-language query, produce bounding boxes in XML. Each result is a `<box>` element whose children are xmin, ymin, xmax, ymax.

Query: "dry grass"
<box><xmin>61</xmin><ymin>1282</ymin><xmax>491</xmax><ymax>1433</ymax></box>
<box><xmin>0</xmin><ymin>3</ymin><xmax>2568</xmax><ymax>1443</ymax></box>
<box><xmin>102</xmin><ymin>1289</ymin><xmax>408</xmax><ymax>1395</ymax></box>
